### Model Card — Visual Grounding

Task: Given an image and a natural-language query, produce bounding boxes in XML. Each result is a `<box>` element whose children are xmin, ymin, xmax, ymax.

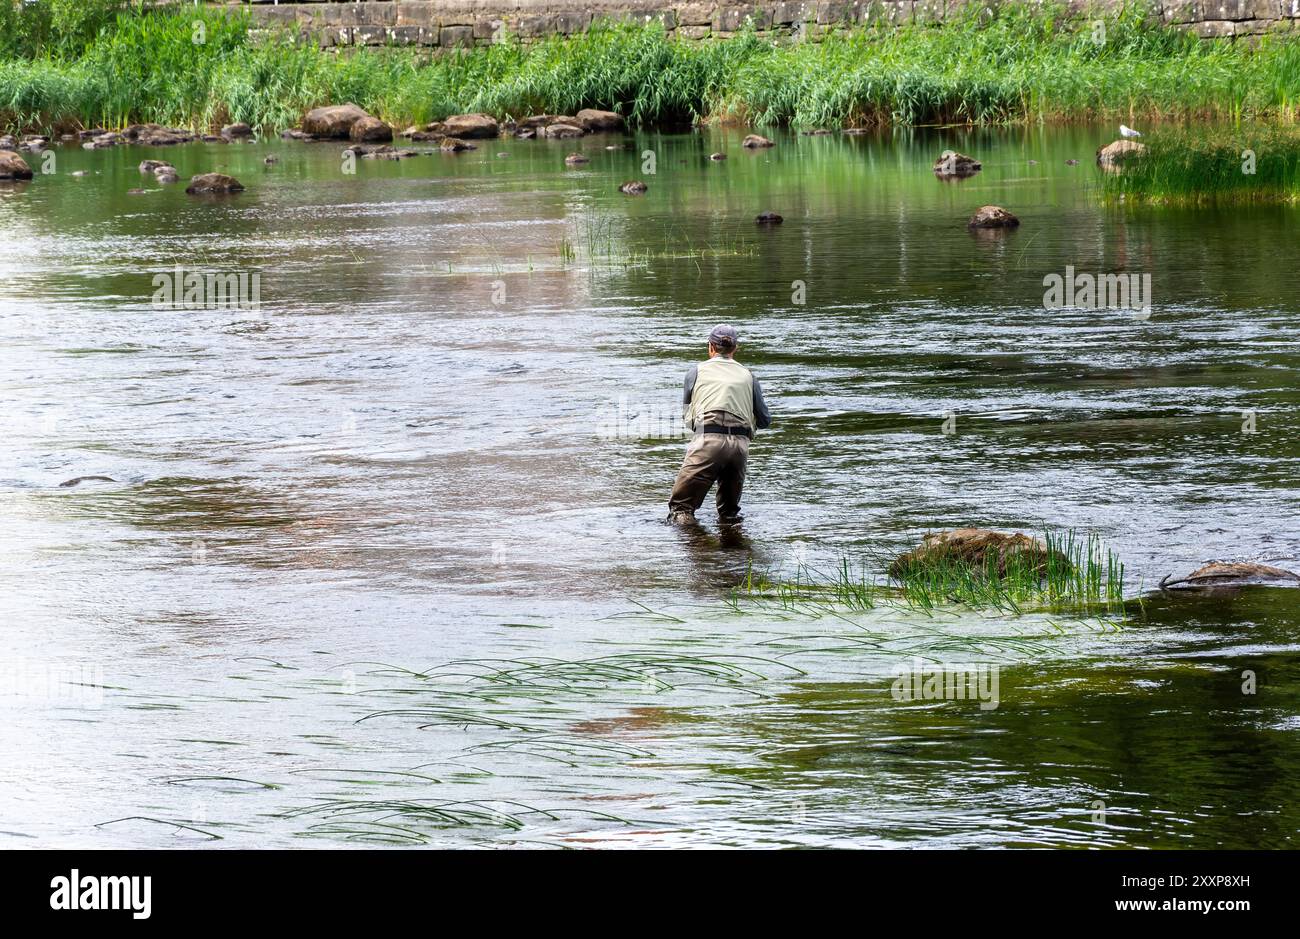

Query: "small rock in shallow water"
<box><xmin>185</xmin><ymin>173</ymin><xmax>244</xmax><ymax>195</ymax></box>
<box><xmin>742</xmin><ymin>134</ymin><xmax>774</xmax><ymax>149</ymax></box>
<box><xmin>756</xmin><ymin>211</ymin><xmax>783</xmax><ymax>225</ymax></box>
<box><xmin>564</xmin><ymin>152</ymin><xmax>589</xmax><ymax>165</ymax></box>
<box><xmin>1096</xmin><ymin>140</ymin><xmax>1145</xmax><ymax>168</ymax></box>
<box><xmin>619</xmin><ymin>180</ymin><xmax>647</xmax><ymax>194</ymax></box>
<box><xmin>967</xmin><ymin>205</ymin><xmax>1019</xmax><ymax>229</ymax></box>
<box><xmin>933</xmin><ymin>150</ymin><xmax>981</xmax><ymax>177</ymax></box>
<box><xmin>1160</xmin><ymin>562</ymin><xmax>1300</xmax><ymax>590</ymax></box>
<box><xmin>0</xmin><ymin>150</ymin><xmax>34</xmax><ymax>180</ymax></box>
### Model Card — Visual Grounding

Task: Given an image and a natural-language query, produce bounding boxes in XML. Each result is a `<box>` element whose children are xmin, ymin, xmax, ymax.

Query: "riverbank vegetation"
<box><xmin>1100</xmin><ymin>124</ymin><xmax>1300</xmax><ymax>204</ymax></box>
<box><xmin>3</xmin><ymin>3</ymin><xmax>1300</xmax><ymax>133</ymax></box>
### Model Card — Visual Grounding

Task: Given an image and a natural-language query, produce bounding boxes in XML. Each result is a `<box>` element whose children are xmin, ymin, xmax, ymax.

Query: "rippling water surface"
<box><xmin>1</xmin><ymin>125</ymin><xmax>1298</xmax><ymax>847</ymax></box>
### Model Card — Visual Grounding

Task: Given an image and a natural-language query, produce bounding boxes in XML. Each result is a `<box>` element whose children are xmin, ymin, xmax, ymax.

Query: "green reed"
<box><xmin>5</xmin><ymin>4</ymin><xmax>1300</xmax><ymax>134</ymax></box>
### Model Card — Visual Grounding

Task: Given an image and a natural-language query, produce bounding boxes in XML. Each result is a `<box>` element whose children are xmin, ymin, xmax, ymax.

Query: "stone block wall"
<box><xmin>220</xmin><ymin>0</ymin><xmax>1300</xmax><ymax>47</ymax></box>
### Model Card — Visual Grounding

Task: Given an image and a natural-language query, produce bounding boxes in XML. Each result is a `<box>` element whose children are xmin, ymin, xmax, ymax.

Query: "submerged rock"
<box><xmin>439</xmin><ymin>137</ymin><xmax>475</xmax><ymax>152</ymax></box>
<box><xmin>742</xmin><ymin>134</ymin><xmax>774</xmax><ymax>149</ymax></box>
<box><xmin>139</xmin><ymin>159</ymin><xmax>172</xmax><ymax>174</ymax></box>
<box><xmin>933</xmin><ymin>150</ymin><xmax>981</xmax><ymax>177</ymax></box>
<box><xmin>0</xmin><ymin>150</ymin><xmax>34</xmax><ymax>180</ymax></box>
<box><xmin>185</xmin><ymin>173</ymin><xmax>244</xmax><ymax>195</ymax></box>
<box><xmin>1096</xmin><ymin>139</ymin><xmax>1145</xmax><ymax>168</ymax></box>
<box><xmin>890</xmin><ymin>529</ymin><xmax>1070</xmax><ymax>580</ymax></box>
<box><xmin>619</xmin><ymin>180</ymin><xmax>648</xmax><ymax>194</ymax></box>
<box><xmin>302</xmin><ymin>103</ymin><xmax>370</xmax><ymax>139</ymax></box>
<box><xmin>58</xmin><ymin>475</ymin><xmax>116</xmax><ymax>488</ymax></box>
<box><xmin>564</xmin><ymin>152</ymin><xmax>590</xmax><ymax>165</ymax></box>
<box><xmin>350</xmin><ymin>116</ymin><xmax>393</xmax><ymax>143</ymax></box>
<box><xmin>967</xmin><ymin>205</ymin><xmax>1020</xmax><ymax>229</ymax></box>
<box><xmin>1160</xmin><ymin>562</ymin><xmax>1300</xmax><ymax>590</ymax></box>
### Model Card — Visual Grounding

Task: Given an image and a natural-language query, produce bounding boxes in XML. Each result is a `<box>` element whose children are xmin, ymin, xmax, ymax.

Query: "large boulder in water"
<box><xmin>0</xmin><ymin>150</ymin><xmax>33</xmax><ymax>180</ymax></box>
<box><xmin>439</xmin><ymin>113</ymin><xmax>499</xmax><ymax>139</ymax></box>
<box><xmin>933</xmin><ymin>150</ymin><xmax>981</xmax><ymax>177</ymax></box>
<box><xmin>577</xmin><ymin>109</ymin><xmax>624</xmax><ymax>132</ymax></box>
<box><xmin>302</xmin><ymin>103</ymin><xmax>370</xmax><ymax>139</ymax></box>
<box><xmin>185</xmin><ymin>173</ymin><xmax>244</xmax><ymax>195</ymax></box>
<box><xmin>889</xmin><ymin>529</ymin><xmax>1069</xmax><ymax>580</ymax></box>
<box><xmin>1096</xmin><ymin>139</ymin><xmax>1145</xmax><ymax>168</ymax></box>
<box><xmin>541</xmin><ymin>122</ymin><xmax>586</xmax><ymax>139</ymax></box>
<box><xmin>350</xmin><ymin>116</ymin><xmax>393</xmax><ymax>143</ymax></box>
<box><xmin>1160</xmin><ymin>562</ymin><xmax>1300</xmax><ymax>590</ymax></box>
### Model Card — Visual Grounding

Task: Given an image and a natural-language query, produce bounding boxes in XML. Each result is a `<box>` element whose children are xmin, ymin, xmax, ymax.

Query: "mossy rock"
<box><xmin>889</xmin><ymin>528</ymin><xmax>1068</xmax><ymax>580</ymax></box>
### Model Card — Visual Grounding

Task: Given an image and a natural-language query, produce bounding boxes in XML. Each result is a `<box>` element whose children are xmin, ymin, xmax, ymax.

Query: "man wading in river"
<box><xmin>667</xmin><ymin>325</ymin><xmax>771</xmax><ymax>526</ymax></box>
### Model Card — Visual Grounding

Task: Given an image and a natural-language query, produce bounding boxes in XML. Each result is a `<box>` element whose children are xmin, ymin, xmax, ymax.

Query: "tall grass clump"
<box><xmin>3</xmin><ymin>3</ymin><xmax>1300</xmax><ymax>132</ymax></box>
<box><xmin>736</xmin><ymin>530</ymin><xmax>1127</xmax><ymax>617</ymax></box>
<box><xmin>888</xmin><ymin>530</ymin><xmax>1126</xmax><ymax>614</ymax></box>
<box><xmin>1100</xmin><ymin>124</ymin><xmax>1300</xmax><ymax>204</ymax></box>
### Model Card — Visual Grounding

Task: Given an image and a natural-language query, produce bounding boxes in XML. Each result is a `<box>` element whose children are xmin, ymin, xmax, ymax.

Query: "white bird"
<box><xmin>1119</xmin><ymin>124</ymin><xmax>1142</xmax><ymax>139</ymax></box>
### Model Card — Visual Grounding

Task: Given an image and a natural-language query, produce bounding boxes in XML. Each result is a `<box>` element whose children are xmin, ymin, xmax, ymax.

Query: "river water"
<box><xmin>2</xmin><ymin>124</ymin><xmax>1298</xmax><ymax>848</ymax></box>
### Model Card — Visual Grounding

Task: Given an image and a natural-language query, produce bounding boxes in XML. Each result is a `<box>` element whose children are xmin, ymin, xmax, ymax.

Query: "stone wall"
<box><xmin>226</xmin><ymin>0</ymin><xmax>1300</xmax><ymax>47</ymax></box>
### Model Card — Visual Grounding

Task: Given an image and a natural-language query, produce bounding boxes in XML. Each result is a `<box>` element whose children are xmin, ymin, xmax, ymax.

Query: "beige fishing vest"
<box><xmin>685</xmin><ymin>356</ymin><xmax>756</xmax><ymax>430</ymax></box>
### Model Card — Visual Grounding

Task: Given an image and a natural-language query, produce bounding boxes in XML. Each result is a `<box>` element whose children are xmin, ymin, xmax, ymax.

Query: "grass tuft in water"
<box><xmin>738</xmin><ymin>530</ymin><xmax>1126</xmax><ymax>616</ymax></box>
<box><xmin>1100</xmin><ymin>124</ymin><xmax>1300</xmax><ymax>204</ymax></box>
